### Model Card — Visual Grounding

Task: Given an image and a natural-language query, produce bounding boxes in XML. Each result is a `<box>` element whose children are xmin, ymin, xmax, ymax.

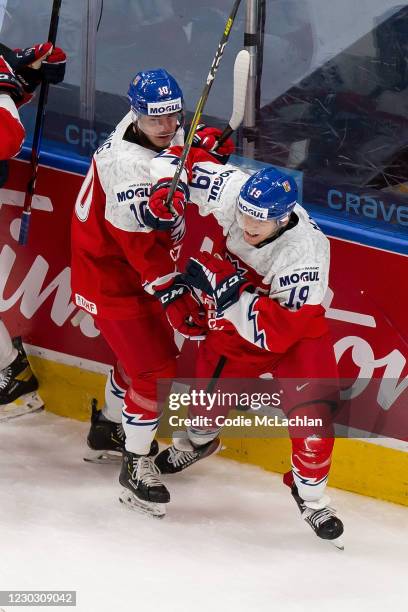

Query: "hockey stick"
<box><xmin>18</xmin><ymin>0</ymin><xmax>63</xmax><ymax>245</ymax></box>
<box><xmin>192</xmin><ymin>53</ymin><xmax>249</xmax><ymax>374</ymax></box>
<box><xmin>166</xmin><ymin>0</ymin><xmax>243</xmax><ymax>208</ymax></box>
<box><xmin>215</xmin><ymin>49</ymin><xmax>250</xmax><ymax>149</ymax></box>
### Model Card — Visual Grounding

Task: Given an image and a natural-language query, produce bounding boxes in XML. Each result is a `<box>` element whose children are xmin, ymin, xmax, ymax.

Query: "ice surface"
<box><xmin>0</xmin><ymin>412</ymin><xmax>407</xmax><ymax>612</ymax></box>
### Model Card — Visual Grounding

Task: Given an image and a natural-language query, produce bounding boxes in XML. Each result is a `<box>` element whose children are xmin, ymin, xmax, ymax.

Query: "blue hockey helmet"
<box><xmin>238</xmin><ymin>167</ymin><xmax>298</xmax><ymax>224</ymax></box>
<box><xmin>127</xmin><ymin>69</ymin><xmax>184</xmax><ymax>117</ymax></box>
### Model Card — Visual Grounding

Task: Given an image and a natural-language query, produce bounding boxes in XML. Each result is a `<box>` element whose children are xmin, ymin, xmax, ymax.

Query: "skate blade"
<box><xmin>329</xmin><ymin>536</ymin><xmax>344</xmax><ymax>550</ymax></box>
<box><xmin>118</xmin><ymin>489</ymin><xmax>166</xmax><ymax>519</ymax></box>
<box><xmin>0</xmin><ymin>391</ymin><xmax>44</xmax><ymax>422</ymax></box>
<box><xmin>83</xmin><ymin>449</ymin><xmax>122</xmax><ymax>464</ymax></box>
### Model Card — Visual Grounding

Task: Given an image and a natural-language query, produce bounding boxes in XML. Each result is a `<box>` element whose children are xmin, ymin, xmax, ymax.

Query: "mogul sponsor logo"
<box><xmin>116</xmin><ymin>185</ymin><xmax>150</xmax><ymax>203</ymax></box>
<box><xmin>238</xmin><ymin>197</ymin><xmax>268</xmax><ymax>220</ymax></box>
<box><xmin>207</xmin><ymin>169</ymin><xmax>236</xmax><ymax>203</ymax></box>
<box><xmin>147</xmin><ymin>98</ymin><xmax>182</xmax><ymax>115</ymax></box>
<box><xmin>279</xmin><ymin>270</ymin><xmax>320</xmax><ymax>286</ymax></box>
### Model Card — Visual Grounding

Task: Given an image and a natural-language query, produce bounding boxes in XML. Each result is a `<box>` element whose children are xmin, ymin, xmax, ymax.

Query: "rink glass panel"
<box><xmin>0</xmin><ymin>0</ymin><xmax>407</xmax><ymax>243</ymax></box>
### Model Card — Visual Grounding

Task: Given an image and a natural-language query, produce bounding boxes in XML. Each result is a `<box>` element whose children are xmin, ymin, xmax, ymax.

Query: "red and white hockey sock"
<box><xmin>122</xmin><ymin>388</ymin><xmax>159</xmax><ymax>455</ymax></box>
<box><xmin>288</xmin><ymin>436</ymin><xmax>334</xmax><ymax>502</ymax></box>
<box><xmin>102</xmin><ymin>362</ymin><xmax>129</xmax><ymax>424</ymax></box>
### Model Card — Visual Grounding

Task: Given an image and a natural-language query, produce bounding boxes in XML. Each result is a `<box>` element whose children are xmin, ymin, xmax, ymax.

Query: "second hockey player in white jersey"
<box><xmin>145</xmin><ymin>148</ymin><xmax>344</xmax><ymax>545</ymax></box>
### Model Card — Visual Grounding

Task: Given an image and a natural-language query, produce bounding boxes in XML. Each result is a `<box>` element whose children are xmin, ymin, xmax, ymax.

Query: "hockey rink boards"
<box><xmin>0</xmin><ymin>156</ymin><xmax>407</xmax><ymax>506</ymax></box>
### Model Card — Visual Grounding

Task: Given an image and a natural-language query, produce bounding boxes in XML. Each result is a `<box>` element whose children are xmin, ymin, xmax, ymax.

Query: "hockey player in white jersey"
<box><xmin>71</xmin><ymin>70</ymin><xmax>234</xmax><ymax>516</ymax></box>
<box><xmin>146</xmin><ymin>149</ymin><xmax>344</xmax><ymax>544</ymax></box>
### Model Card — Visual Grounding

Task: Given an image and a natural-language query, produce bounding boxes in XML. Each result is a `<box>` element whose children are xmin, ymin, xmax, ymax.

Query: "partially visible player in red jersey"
<box><xmin>0</xmin><ymin>43</ymin><xmax>66</xmax><ymax>412</ymax></box>
<box><xmin>145</xmin><ymin>148</ymin><xmax>344</xmax><ymax>546</ymax></box>
<box><xmin>0</xmin><ymin>56</ymin><xmax>25</xmax><ymax>160</ymax></box>
<box><xmin>70</xmin><ymin>69</ymin><xmax>234</xmax><ymax>517</ymax></box>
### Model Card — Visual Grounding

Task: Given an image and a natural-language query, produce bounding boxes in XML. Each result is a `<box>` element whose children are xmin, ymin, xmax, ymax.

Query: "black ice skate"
<box><xmin>119</xmin><ymin>449</ymin><xmax>170</xmax><ymax>518</ymax></box>
<box><xmin>291</xmin><ymin>484</ymin><xmax>344</xmax><ymax>550</ymax></box>
<box><xmin>84</xmin><ymin>400</ymin><xmax>158</xmax><ymax>463</ymax></box>
<box><xmin>0</xmin><ymin>337</ymin><xmax>42</xmax><ymax>420</ymax></box>
<box><xmin>155</xmin><ymin>431</ymin><xmax>221</xmax><ymax>474</ymax></box>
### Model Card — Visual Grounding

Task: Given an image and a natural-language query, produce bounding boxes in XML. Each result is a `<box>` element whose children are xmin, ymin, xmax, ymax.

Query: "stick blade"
<box><xmin>230</xmin><ymin>49</ymin><xmax>250</xmax><ymax>130</ymax></box>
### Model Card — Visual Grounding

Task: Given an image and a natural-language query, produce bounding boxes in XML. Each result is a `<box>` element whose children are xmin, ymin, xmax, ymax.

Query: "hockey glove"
<box><xmin>154</xmin><ymin>275</ymin><xmax>207</xmax><ymax>340</ymax></box>
<box><xmin>193</xmin><ymin>124</ymin><xmax>235</xmax><ymax>163</ymax></box>
<box><xmin>41</xmin><ymin>46</ymin><xmax>67</xmax><ymax>84</ymax></box>
<box><xmin>144</xmin><ymin>178</ymin><xmax>189</xmax><ymax>231</ymax></box>
<box><xmin>0</xmin><ymin>56</ymin><xmax>23</xmax><ymax>102</ymax></box>
<box><xmin>13</xmin><ymin>43</ymin><xmax>66</xmax><ymax>93</ymax></box>
<box><xmin>183</xmin><ymin>252</ymin><xmax>253</xmax><ymax>315</ymax></box>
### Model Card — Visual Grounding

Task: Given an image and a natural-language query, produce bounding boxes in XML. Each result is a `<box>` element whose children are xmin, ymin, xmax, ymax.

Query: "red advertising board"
<box><xmin>1</xmin><ymin>159</ymin><xmax>407</xmax><ymax>438</ymax></box>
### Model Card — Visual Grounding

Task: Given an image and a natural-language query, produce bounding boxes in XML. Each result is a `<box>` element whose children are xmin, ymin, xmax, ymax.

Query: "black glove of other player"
<box><xmin>12</xmin><ymin>42</ymin><xmax>66</xmax><ymax>93</ymax></box>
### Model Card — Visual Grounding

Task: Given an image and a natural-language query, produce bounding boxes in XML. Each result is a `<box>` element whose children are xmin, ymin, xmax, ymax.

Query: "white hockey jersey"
<box><xmin>71</xmin><ymin>112</ymin><xmax>185</xmax><ymax>319</ymax></box>
<box><xmin>151</xmin><ymin>149</ymin><xmax>330</xmax><ymax>359</ymax></box>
